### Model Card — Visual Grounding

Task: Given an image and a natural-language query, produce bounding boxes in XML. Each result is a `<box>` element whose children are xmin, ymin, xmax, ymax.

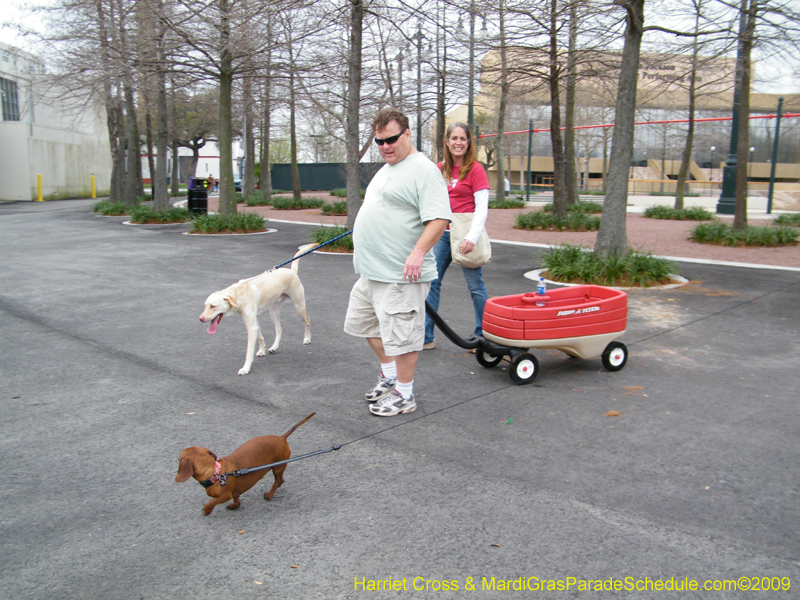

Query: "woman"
<box><xmin>424</xmin><ymin>122</ymin><xmax>490</xmax><ymax>349</ymax></box>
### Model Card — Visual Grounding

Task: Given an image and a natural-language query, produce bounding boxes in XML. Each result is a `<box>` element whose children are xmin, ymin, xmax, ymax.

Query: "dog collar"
<box><xmin>199</xmin><ymin>461</ymin><xmax>223</xmax><ymax>488</ymax></box>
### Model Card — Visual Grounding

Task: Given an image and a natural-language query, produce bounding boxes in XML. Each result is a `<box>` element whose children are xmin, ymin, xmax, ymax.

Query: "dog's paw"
<box><xmin>256</xmin><ymin>349</ymin><xmax>266</xmax><ymax>357</ymax></box>
<box><xmin>303</xmin><ymin>338</ymin><xmax>311</xmax><ymax>345</ymax></box>
<box><xmin>238</xmin><ymin>367</ymin><xmax>251</xmax><ymax>375</ymax></box>
<box><xmin>225</xmin><ymin>503</ymin><xmax>240</xmax><ymax>510</ymax></box>
<box><xmin>268</xmin><ymin>347</ymin><xmax>278</xmax><ymax>354</ymax></box>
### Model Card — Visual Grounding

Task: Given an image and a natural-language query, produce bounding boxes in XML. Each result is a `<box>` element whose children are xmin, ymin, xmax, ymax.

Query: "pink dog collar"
<box><xmin>199</xmin><ymin>461</ymin><xmax>224</xmax><ymax>489</ymax></box>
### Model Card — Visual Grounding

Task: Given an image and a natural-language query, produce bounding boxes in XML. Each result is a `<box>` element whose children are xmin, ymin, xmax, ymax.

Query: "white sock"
<box><xmin>396</xmin><ymin>380</ymin><xmax>413</xmax><ymax>399</ymax></box>
<box><xmin>381</xmin><ymin>361</ymin><xmax>397</xmax><ymax>380</ymax></box>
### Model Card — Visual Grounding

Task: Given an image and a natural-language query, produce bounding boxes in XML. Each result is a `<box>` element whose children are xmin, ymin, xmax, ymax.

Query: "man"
<box><xmin>344</xmin><ymin>108</ymin><xmax>451</xmax><ymax>417</ymax></box>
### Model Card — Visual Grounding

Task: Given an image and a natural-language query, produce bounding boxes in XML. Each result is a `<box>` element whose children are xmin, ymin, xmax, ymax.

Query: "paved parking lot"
<box><xmin>1</xmin><ymin>199</ymin><xmax>799</xmax><ymax>599</ymax></box>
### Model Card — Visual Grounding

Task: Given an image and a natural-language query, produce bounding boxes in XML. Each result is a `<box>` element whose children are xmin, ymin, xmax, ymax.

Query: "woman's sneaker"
<box><xmin>369</xmin><ymin>389</ymin><xmax>417</xmax><ymax>417</ymax></box>
<box><xmin>365</xmin><ymin>373</ymin><xmax>396</xmax><ymax>402</ymax></box>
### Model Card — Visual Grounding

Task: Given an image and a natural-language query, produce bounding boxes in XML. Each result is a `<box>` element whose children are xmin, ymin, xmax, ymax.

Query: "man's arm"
<box><xmin>402</xmin><ymin>218</ymin><xmax>449</xmax><ymax>283</ymax></box>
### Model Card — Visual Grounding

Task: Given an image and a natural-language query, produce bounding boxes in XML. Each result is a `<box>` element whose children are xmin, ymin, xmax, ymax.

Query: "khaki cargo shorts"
<box><xmin>344</xmin><ymin>277</ymin><xmax>430</xmax><ymax>356</ymax></box>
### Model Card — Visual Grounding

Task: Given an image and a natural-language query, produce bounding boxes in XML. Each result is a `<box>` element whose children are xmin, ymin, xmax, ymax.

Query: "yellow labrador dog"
<box><xmin>199</xmin><ymin>244</ymin><xmax>316</xmax><ymax>375</ymax></box>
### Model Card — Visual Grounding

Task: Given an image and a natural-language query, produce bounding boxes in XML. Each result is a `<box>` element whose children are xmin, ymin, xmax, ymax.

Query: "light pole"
<box><xmin>749</xmin><ymin>147</ymin><xmax>755</xmax><ymax>180</ymax></box>
<box><xmin>709</xmin><ymin>145</ymin><xmax>716</xmax><ymax>194</ymax></box>
<box><xmin>767</xmin><ymin>96</ymin><xmax>784</xmax><ymax>214</ymax></box>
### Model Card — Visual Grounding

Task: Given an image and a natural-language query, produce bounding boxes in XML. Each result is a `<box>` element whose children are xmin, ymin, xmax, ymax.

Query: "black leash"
<box><xmin>272</xmin><ymin>229</ymin><xmax>353</xmax><ymax>270</ymax></box>
<box><xmin>203</xmin><ymin>278</ymin><xmax>800</xmax><ymax>489</ymax></box>
<box><xmin>212</xmin><ymin>445</ymin><xmax>342</xmax><ymax>487</ymax></box>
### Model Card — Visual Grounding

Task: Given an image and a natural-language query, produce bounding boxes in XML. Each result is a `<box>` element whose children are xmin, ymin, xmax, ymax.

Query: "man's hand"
<box><xmin>403</xmin><ymin>250</ymin><xmax>425</xmax><ymax>282</ymax></box>
<box><xmin>403</xmin><ymin>218</ymin><xmax>448</xmax><ymax>282</ymax></box>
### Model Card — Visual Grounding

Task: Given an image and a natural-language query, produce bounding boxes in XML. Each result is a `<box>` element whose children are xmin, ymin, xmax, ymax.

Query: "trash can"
<box><xmin>187</xmin><ymin>177</ymin><xmax>208</xmax><ymax>214</ymax></box>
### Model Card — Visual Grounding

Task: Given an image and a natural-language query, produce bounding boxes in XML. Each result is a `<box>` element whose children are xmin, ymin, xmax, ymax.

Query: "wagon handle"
<box><xmin>425</xmin><ymin>302</ymin><xmax>513</xmax><ymax>357</ymax></box>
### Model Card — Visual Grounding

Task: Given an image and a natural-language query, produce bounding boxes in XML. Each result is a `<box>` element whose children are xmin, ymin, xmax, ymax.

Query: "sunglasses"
<box><xmin>374</xmin><ymin>129</ymin><xmax>407</xmax><ymax>146</ymax></box>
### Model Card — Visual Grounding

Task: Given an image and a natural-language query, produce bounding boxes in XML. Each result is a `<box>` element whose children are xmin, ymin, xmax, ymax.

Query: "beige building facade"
<box><xmin>447</xmin><ymin>49</ymin><xmax>800</xmax><ymax>195</ymax></box>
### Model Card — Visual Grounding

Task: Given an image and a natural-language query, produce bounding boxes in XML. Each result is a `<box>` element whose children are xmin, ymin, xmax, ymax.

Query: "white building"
<box><xmin>0</xmin><ymin>41</ymin><xmax>112</xmax><ymax>202</ymax></box>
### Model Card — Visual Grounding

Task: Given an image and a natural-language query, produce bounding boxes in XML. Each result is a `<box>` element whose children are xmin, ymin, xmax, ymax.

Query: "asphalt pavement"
<box><xmin>1</xmin><ymin>198</ymin><xmax>799</xmax><ymax>599</ymax></box>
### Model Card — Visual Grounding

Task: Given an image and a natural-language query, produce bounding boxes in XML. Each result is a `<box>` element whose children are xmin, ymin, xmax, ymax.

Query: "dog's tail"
<box><xmin>290</xmin><ymin>243</ymin><xmax>319</xmax><ymax>274</ymax></box>
<box><xmin>281</xmin><ymin>412</ymin><xmax>315</xmax><ymax>439</ymax></box>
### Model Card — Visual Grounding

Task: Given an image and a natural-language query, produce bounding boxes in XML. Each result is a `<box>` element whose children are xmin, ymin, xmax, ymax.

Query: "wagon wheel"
<box><xmin>509</xmin><ymin>353</ymin><xmax>539</xmax><ymax>385</ymax></box>
<box><xmin>475</xmin><ymin>349</ymin><xmax>503</xmax><ymax>369</ymax></box>
<box><xmin>601</xmin><ymin>341</ymin><xmax>628</xmax><ymax>372</ymax></box>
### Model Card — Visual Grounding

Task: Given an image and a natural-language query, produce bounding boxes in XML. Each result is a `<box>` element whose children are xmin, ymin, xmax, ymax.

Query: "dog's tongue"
<box><xmin>207</xmin><ymin>314</ymin><xmax>222</xmax><ymax>335</ymax></box>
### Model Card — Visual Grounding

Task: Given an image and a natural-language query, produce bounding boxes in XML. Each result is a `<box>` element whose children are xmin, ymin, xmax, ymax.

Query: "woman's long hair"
<box><xmin>441</xmin><ymin>122</ymin><xmax>476</xmax><ymax>184</ymax></box>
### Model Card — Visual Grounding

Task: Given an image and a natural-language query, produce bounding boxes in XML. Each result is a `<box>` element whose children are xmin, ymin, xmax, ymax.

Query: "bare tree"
<box><xmin>158</xmin><ymin>0</ymin><xmax>284</xmax><ymax>214</ymax></box>
<box><xmin>492</xmin><ymin>0</ymin><xmax>510</xmax><ymax>202</ymax></box>
<box><xmin>346</xmin><ymin>0</ymin><xmax>364</xmax><ymax>230</ymax></box>
<box><xmin>564</xmin><ymin>0</ymin><xmax>579</xmax><ymax>205</ymax></box>
<box><xmin>594</xmin><ymin>0</ymin><xmax>644</xmax><ymax>257</ymax></box>
<box><xmin>258</xmin><ymin>17</ymin><xmax>274</xmax><ymax>198</ymax></box>
<box><xmin>673</xmin><ymin>0</ymin><xmax>704</xmax><ymax>210</ymax></box>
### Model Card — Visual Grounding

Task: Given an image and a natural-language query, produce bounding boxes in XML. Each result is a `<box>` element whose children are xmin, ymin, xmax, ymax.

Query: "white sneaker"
<box><xmin>365</xmin><ymin>373</ymin><xmax>396</xmax><ymax>402</ymax></box>
<box><xmin>369</xmin><ymin>390</ymin><xmax>417</xmax><ymax>417</ymax></box>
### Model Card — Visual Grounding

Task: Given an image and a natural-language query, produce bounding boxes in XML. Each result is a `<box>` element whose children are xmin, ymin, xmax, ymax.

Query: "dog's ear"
<box><xmin>225</xmin><ymin>294</ymin><xmax>238</xmax><ymax>309</ymax></box>
<box><xmin>175</xmin><ymin>456</ymin><xmax>195</xmax><ymax>482</ymax></box>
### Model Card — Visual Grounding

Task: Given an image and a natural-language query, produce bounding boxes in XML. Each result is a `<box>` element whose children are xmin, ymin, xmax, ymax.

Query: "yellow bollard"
<box><xmin>37</xmin><ymin>174</ymin><xmax>43</xmax><ymax>202</ymax></box>
<box><xmin>91</xmin><ymin>175</ymin><xmax>96</xmax><ymax>199</ymax></box>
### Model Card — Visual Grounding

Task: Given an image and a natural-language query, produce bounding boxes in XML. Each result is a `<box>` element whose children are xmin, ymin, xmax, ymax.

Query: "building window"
<box><xmin>1</xmin><ymin>78</ymin><xmax>21</xmax><ymax>121</ymax></box>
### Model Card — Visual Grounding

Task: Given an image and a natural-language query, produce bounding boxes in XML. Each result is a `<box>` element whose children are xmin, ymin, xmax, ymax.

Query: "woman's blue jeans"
<box><xmin>424</xmin><ymin>231</ymin><xmax>488</xmax><ymax>344</ymax></box>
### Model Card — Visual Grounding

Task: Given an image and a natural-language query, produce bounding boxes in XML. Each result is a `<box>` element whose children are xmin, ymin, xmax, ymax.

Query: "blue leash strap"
<box><xmin>272</xmin><ymin>229</ymin><xmax>353</xmax><ymax>270</ymax></box>
<box><xmin>216</xmin><ymin>444</ymin><xmax>343</xmax><ymax>485</ymax></box>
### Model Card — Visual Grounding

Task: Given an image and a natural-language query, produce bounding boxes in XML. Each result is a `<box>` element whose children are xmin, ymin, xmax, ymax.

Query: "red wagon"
<box><xmin>426</xmin><ymin>284</ymin><xmax>629</xmax><ymax>385</ymax></box>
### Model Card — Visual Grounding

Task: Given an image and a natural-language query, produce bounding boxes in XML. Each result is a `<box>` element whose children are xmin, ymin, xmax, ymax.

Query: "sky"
<box><xmin>2</xmin><ymin>0</ymin><xmax>797</xmax><ymax>95</ymax></box>
<box><xmin>1</xmin><ymin>2</ymin><xmax>39</xmax><ymax>52</ymax></box>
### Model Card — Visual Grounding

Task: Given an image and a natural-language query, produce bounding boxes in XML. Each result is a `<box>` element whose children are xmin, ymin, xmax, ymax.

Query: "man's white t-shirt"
<box><xmin>353</xmin><ymin>152</ymin><xmax>451</xmax><ymax>283</ymax></box>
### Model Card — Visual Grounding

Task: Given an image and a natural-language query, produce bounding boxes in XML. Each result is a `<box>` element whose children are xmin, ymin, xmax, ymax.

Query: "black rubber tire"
<box><xmin>476</xmin><ymin>350</ymin><xmax>503</xmax><ymax>368</ymax></box>
<box><xmin>509</xmin><ymin>353</ymin><xmax>539</xmax><ymax>384</ymax></box>
<box><xmin>601</xmin><ymin>341</ymin><xmax>628</xmax><ymax>371</ymax></box>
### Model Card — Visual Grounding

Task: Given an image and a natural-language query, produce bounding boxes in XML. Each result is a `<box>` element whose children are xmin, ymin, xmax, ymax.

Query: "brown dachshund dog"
<box><xmin>175</xmin><ymin>412</ymin><xmax>315</xmax><ymax>515</ymax></box>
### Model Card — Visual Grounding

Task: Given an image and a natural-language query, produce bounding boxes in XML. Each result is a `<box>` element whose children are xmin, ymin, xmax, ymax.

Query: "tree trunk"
<box><xmin>436</xmin><ymin>61</ymin><xmax>446</xmax><ymax>164</ymax></box>
<box><xmin>217</xmin><ymin>0</ymin><xmax>236</xmax><ymax>215</ymax></box>
<box><xmin>153</xmin><ymin>26</ymin><xmax>169</xmax><ymax>211</ymax></box>
<box><xmin>594</xmin><ymin>0</ymin><xmax>644</xmax><ymax>258</ymax></box>
<box><xmin>123</xmin><ymin>82</ymin><xmax>140</xmax><ymax>206</ymax></box>
<box><xmin>602</xmin><ymin>127</ymin><xmax>609</xmax><ymax>190</ymax></box>
<box><xmin>345</xmin><ymin>0</ymin><xmax>363</xmax><ymax>231</ymax></box>
<box><xmin>259</xmin><ymin>75</ymin><xmax>273</xmax><ymax>197</ymax></box>
<box><xmin>243</xmin><ymin>72</ymin><xmax>256</xmax><ymax>199</ymax></box>
<box><xmin>145</xmin><ymin>100</ymin><xmax>156</xmax><ymax>199</ymax></box>
<box><xmin>435</xmin><ymin>5</ymin><xmax>447</xmax><ymax>164</ymax></box>
<box><xmin>289</xmin><ymin>69</ymin><xmax>302</xmax><ymax>202</ymax></box>
<box><xmin>674</xmin><ymin>13</ymin><xmax>700</xmax><ymax>211</ymax></box>
<box><xmin>565</xmin><ymin>0</ymin><xmax>578</xmax><ymax>205</ymax></box>
<box><xmin>259</xmin><ymin>21</ymin><xmax>273</xmax><ymax>198</ymax></box>
<box><xmin>107</xmin><ymin>100</ymin><xmax>122</xmax><ymax>202</ymax></box>
<box><xmin>494</xmin><ymin>0</ymin><xmax>508</xmax><ymax>203</ymax></box>
<box><xmin>96</xmin><ymin>0</ymin><xmax>119</xmax><ymax>201</ymax></box>
<box><xmin>170</xmin><ymin>136</ymin><xmax>179</xmax><ymax>195</ymax></box>
<box><xmin>733</xmin><ymin>0</ymin><xmax>757</xmax><ymax>231</ymax></box>
<box><xmin>549</xmin><ymin>0</ymin><xmax>566</xmax><ymax>218</ymax></box>
<box><xmin>170</xmin><ymin>78</ymin><xmax>179</xmax><ymax>195</ymax></box>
